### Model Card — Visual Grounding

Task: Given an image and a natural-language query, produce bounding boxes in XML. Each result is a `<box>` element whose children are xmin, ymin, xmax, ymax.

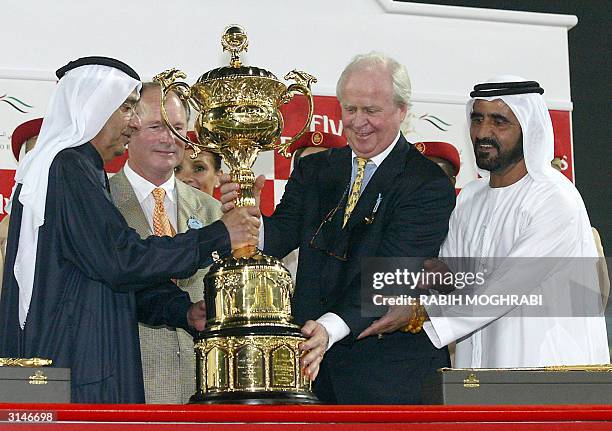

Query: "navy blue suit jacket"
<box><xmin>263</xmin><ymin>135</ymin><xmax>455</xmax><ymax>404</ymax></box>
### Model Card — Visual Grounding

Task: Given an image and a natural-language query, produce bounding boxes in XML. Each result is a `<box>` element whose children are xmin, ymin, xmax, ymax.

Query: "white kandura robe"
<box><xmin>424</xmin><ymin>173</ymin><xmax>610</xmax><ymax>367</ymax></box>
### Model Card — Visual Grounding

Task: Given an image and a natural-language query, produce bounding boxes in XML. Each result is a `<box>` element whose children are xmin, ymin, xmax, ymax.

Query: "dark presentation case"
<box><xmin>0</xmin><ymin>367</ymin><xmax>70</xmax><ymax>403</ymax></box>
<box><xmin>422</xmin><ymin>366</ymin><xmax>612</xmax><ymax>405</ymax></box>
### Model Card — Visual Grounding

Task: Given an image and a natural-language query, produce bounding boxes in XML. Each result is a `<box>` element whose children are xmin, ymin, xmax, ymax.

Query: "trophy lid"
<box><xmin>197</xmin><ymin>65</ymin><xmax>277</xmax><ymax>81</ymax></box>
<box><xmin>196</xmin><ymin>25</ymin><xmax>278</xmax><ymax>82</ymax></box>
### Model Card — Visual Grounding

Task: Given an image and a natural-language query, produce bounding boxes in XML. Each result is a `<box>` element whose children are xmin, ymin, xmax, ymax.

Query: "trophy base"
<box><xmin>196</xmin><ymin>246</ymin><xmax>320</xmax><ymax>405</ymax></box>
<box><xmin>189</xmin><ymin>390</ymin><xmax>320</xmax><ymax>405</ymax></box>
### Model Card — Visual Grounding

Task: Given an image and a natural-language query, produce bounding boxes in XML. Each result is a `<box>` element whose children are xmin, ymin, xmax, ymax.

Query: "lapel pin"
<box><xmin>188</xmin><ymin>216</ymin><xmax>204</xmax><ymax>229</ymax></box>
<box><xmin>364</xmin><ymin>193</ymin><xmax>382</xmax><ymax>224</ymax></box>
<box><xmin>373</xmin><ymin>193</ymin><xmax>382</xmax><ymax>213</ymax></box>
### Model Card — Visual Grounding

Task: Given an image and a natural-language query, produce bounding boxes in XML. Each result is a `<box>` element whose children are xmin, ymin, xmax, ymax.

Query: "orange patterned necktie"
<box><xmin>151</xmin><ymin>188</ymin><xmax>176</xmax><ymax>237</ymax></box>
<box><xmin>343</xmin><ymin>157</ymin><xmax>368</xmax><ymax>227</ymax></box>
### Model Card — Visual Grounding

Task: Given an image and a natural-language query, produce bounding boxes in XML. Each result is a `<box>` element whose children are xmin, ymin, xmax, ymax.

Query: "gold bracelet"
<box><xmin>399</xmin><ymin>302</ymin><xmax>426</xmax><ymax>334</ymax></box>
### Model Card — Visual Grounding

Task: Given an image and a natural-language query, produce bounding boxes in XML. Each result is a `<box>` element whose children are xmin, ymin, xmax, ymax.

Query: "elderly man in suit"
<box><xmin>109</xmin><ymin>82</ymin><xmax>221</xmax><ymax>404</ymax></box>
<box><xmin>220</xmin><ymin>52</ymin><xmax>455</xmax><ymax>404</ymax></box>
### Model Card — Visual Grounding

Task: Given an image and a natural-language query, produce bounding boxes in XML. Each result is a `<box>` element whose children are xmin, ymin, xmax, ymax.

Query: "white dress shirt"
<box><xmin>123</xmin><ymin>162</ymin><xmax>178</xmax><ymax>232</ymax></box>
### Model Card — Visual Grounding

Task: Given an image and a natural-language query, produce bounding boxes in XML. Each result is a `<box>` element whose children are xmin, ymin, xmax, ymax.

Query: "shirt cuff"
<box><xmin>423</xmin><ymin>302</ymin><xmax>455</xmax><ymax>349</ymax></box>
<box><xmin>316</xmin><ymin>312</ymin><xmax>350</xmax><ymax>351</ymax></box>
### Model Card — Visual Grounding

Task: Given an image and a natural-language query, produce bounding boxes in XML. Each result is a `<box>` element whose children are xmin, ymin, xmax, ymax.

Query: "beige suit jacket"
<box><xmin>110</xmin><ymin>169</ymin><xmax>222</xmax><ymax>404</ymax></box>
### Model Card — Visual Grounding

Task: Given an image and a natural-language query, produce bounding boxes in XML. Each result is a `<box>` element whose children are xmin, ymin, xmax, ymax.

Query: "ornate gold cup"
<box><xmin>155</xmin><ymin>25</ymin><xmax>319</xmax><ymax>404</ymax></box>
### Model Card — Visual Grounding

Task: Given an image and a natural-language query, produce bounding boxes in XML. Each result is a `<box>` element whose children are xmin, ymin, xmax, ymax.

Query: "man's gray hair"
<box><xmin>336</xmin><ymin>52</ymin><xmax>412</xmax><ymax>111</ymax></box>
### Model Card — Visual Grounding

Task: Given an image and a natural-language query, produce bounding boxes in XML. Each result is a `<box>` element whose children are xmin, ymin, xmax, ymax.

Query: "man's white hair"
<box><xmin>336</xmin><ymin>52</ymin><xmax>412</xmax><ymax>111</ymax></box>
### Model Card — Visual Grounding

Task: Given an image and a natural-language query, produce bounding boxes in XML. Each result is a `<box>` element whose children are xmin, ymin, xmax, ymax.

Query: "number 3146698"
<box><xmin>5</xmin><ymin>411</ymin><xmax>55</xmax><ymax>422</ymax></box>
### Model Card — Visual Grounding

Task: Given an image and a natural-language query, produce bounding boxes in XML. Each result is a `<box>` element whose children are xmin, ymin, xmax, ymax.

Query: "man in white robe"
<box><xmin>421</xmin><ymin>77</ymin><xmax>610</xmax><ymax>367</ymax></box>
<box><xmin>424</xmin><ymin>77</ymin><xmax>610</xmax><ymax>368</ymax></box>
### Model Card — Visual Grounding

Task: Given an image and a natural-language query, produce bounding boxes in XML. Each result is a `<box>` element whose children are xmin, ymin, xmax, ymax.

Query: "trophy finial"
<box><xmin>221</xmin><ymin>25</ymin><xmax>249</xmax><ymax>68</ymax></box>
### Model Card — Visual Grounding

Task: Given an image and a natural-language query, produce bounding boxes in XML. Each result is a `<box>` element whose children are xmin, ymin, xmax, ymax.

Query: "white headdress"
<box><xmin>466</xmin><ymin>75</ymin><xmax>558</xmax><ymax>182</ymax></box>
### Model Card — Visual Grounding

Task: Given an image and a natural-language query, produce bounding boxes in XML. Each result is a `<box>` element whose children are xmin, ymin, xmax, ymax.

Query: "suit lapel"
<box><xmin>318</xmin><ymin>146</ymin><xmax>352</xmax><ymax>218</ymax></box>
<box><xmin>173</xmin><ymin>180</ymin><xmax>219</xmax><ymax>296</ymax></box>
<box><xmin>175</xmin><ymin>180</ymin><xmax>198</xmax><ymax>291</ymax></box>
<box><xmin>307</xmin><ymin>148</ymin><xmax>352</xmax><ymax>260</ymax></box>
<box><xmin>345</xmin><ymin>136</ymin><xmax>411</xmax><ymax>231</ymax></box>
<box><xmin>175</xmin><ymin>180</ymin><xmax>202</xmax><ymax>233</ymax></box>
<box><xmin>110</xmin><ymin>169</ymin><xmax>152</xmax><ymax>238</ymax></box>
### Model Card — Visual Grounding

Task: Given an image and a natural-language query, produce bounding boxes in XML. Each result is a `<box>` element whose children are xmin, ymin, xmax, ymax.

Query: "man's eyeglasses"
<box><xmin>119</xmin><ymin>102</ymin><xmax>139</xmax><ymax>120</ymax></box>
<box><xmin>309</xmin><ymin>186</ymin><xmax>349</xmax><ymax>261</ymax></box>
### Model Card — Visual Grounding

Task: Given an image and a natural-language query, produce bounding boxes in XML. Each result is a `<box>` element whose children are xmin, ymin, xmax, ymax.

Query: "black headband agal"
<box><xmin>470</xmin><ymin>81</ymin><xmax>544</xmax><ymax>98</ymax></box>
<box><xmin>56</xmin><ymin>56</ymin><xmax>140</xmax><ymax>81</ymax></box>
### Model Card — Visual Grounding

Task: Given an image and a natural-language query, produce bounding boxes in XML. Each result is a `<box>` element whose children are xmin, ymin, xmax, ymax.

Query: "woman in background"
<box><xmin>175</xmin><ymin>131</ymin><xmax>223</xmax><ymax>196</ymax></box>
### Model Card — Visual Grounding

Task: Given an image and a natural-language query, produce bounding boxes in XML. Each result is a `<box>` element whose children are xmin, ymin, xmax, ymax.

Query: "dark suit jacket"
<box><xmin>263</xmin><ymin>135</ymin><xmax>455</xmax><ymax>404</ymax></box>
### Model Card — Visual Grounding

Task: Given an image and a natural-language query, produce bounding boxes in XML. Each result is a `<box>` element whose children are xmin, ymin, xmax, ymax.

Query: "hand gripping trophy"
<box><xmin>154</xmin><ymin>25</ymin><xmax>319</xmax><ymax>404</ymax></box>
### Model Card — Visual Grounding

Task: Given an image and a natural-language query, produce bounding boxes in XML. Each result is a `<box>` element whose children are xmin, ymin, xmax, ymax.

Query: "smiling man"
<box><xmin>425</xmin><ymin>76</ymin><xmax>610</xmax><ymax>368</ymax></box>
<box><xmin>109</xmin><ymin>82</ymin><xmax>223</xmax><ymax>404</ymax></box>
<box><xmin>470</xmin><ymin>98</ymin><xmax>526</xmax><ymax>187</ymax></box>
<box><xmin>415</xmin><ymin>77</ymin><xmax>609</xmax><ymax>368</ymax></box>
<box><xmin>220</xmin><ymin>52</ymin><xmax>455</xmax><ymax>404</ymax></box>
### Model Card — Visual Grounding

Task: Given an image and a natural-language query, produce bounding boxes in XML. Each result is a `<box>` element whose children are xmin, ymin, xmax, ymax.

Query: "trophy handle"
<box><xmin>160</xmin><ymin>82</ymin><xmax>193</xmax><ymax>144</ymax></box>
<box><xmin>153</xmin><ymin>69</ymin><xmax>203</xmax><ymax>155</ymax></box>
<box><xmin>277</xmin><ymin>70</ymin><xmax>317</xmax><ymax>157</ymax></box>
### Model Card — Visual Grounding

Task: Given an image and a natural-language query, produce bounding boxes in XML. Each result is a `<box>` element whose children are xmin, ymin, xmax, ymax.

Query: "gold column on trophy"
<box><xmin>154</xmin><ymin>25</ymin><xmax>319</xmax><ymax>404</ymax></box>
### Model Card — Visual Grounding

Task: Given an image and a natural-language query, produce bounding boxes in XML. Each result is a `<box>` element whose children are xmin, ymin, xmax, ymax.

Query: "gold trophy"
<box><xmin>154</xmin><ymin>25</ymin><xmax>319</xmax><ymax>404</ymax></box>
